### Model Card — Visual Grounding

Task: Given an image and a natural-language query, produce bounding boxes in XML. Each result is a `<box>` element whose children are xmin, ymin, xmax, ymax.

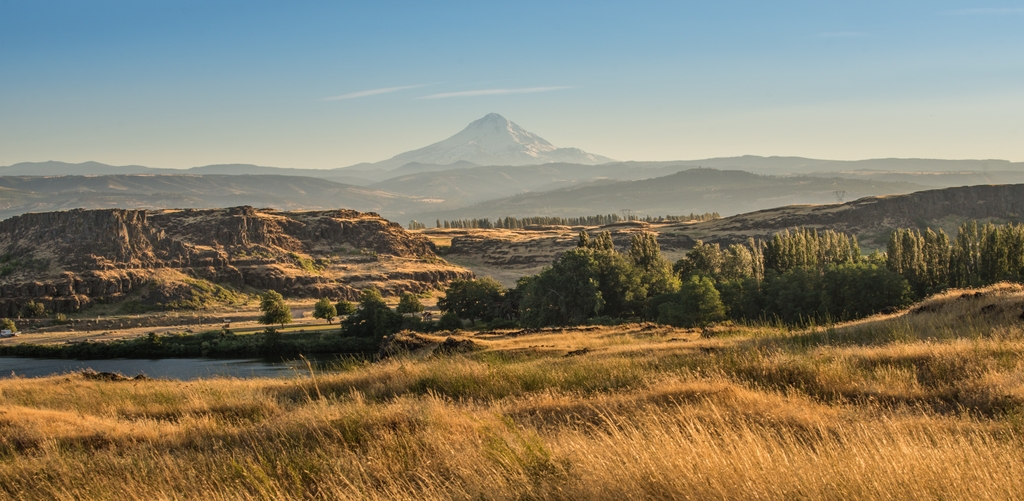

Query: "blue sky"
<box><xmin>1</xmin><ymin>1</ymin><xmax>1023</xmax><ymax>168</ymax></box>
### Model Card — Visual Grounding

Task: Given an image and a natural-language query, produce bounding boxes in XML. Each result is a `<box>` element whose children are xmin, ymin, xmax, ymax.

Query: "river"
<box><xmin>0</xmin><ymin>357</ymin><xmax>331</xmax><ymax>380</ymax></box>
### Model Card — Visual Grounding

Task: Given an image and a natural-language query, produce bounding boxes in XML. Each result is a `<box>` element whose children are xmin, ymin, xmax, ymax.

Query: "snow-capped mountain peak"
<box><xmin>370</xmin><ymin>113</ymin><xmax>612</xmax><ymax>169</ymax></box>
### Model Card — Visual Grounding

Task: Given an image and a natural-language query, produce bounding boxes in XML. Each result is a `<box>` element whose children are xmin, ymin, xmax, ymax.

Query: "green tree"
<box><xmin>716</xmin><ymin>277</ymin><xmax>765</xmax><ymax>321</ymax></box>
<box><xmin>819</xmin><ymin>263</ymin><xmax>912</xmax><ymax>321</ymax></box>
<box><xmin>335</xmin><ymin>299</ymin><xmax>356</xmax><ymax>316</ymax></box>
<box><xmin>594</xmin><ymin>249</ymin><xmax>647</xmax><ymax>318</ymax></box>
<box><xmin>580</xmin><ymin>231</ymin><xmax>615</xmax><ymax>252</ymax></box>
<box><xmin>629</xmin><ymin>232</ymin><xmax>680</xmax><ymax>297</ymax></box>
<box><xmin>313</xmin><ymin>297</ymin><xmax>337</xmax><ymax>324</ymax></box>
<box><xmin>762</xmin><ymin>267</ymin><xmax>824</xmax><ymax>324</ymax></box>
<box><xmin>657</xmin><ymin>275</ymin><xmax>726</xmax><ymax>328</ymax></box>
<box><xmin>396</xmin><ymin>292</ymin><xmax>425</xmax><ymax>314</ymax></box>
<box><xmin>341</xmin><ymin>288</ymin><xmax>403</xmax><ymax>338</ymax></box>
<box><xmin>720</xmin><ymin>244</ymin><xmax>754</xmax><ymax>280</ymax></box>
<box><xmin>438</xmin><ymin>277</ymin><xmax>504</xmax><ymax>325</ymax></box>
<box><xmin>1</xmin><ymin>318</ymin><xmax>15</xmax><ymax>332</ymax></box>
<box><xmin>519</xmin><ymin>248</ymin><xmax>604</xmax><ymax>327</ymax></box>
<box><xmin>674</xmin><ymin>241</ymin><xmax>723</xmax><ymax>278</ymax></box>
<box><xmin>576</xmin><ymin>230</ymin><xmax>591</xmax><ymax>248</ymax></box>
<box><xmin>259</xmin><ymin>290</ymin><xmax>292</xmax><ymax>328</ymax></box>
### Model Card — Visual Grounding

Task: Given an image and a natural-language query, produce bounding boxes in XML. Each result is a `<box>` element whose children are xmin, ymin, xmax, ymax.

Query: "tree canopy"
<box><xmin>313</xmin><ymin>297</ymin><xmax>337</xmax><ymax>324</ymax></box>
<box><xmin>340</xmin><ymin>288</ymin><xmax>403</xmax><ymax>338</ymax></box>
<box><xmin>438</xmin><ymin>277</ymin><xmax>504</xmax><ymax>325</ymax></box>
<box><xmin>396</xmin><ymin>292</ymin><xmax>425</xmax><ymax>314</ymax></box>
<box><xmin>259</xmin><ymin>290</ymin><xmax>292</xmax><ymax>328</ymax></box>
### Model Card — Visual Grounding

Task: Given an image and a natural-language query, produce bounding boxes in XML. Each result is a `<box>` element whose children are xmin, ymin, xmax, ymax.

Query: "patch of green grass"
<box><xmin>117</xmin><ymin>278</ymin><xmax>252</xmax><ymax>314</ymax></box>
<box><xmin>289</xmin><ymin>252</ymin><xmax>329</xmax><ymax>274</ymax></box>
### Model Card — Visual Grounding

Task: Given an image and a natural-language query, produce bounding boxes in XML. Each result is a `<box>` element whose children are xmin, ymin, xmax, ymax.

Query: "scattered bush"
<box><xmin>23</xmin><ymin>301</ymin><xmax>46</xmax><ymax>318</ymax></box>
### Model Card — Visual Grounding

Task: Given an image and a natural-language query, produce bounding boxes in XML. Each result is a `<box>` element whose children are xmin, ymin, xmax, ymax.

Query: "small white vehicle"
<box><xmin>0</xmin><ymin>329</ymin><xmax>18</xmax><ymax>338</ymax></box>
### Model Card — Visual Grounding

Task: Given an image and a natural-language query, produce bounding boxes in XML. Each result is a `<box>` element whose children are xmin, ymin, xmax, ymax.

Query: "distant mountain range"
<box><xmin>2</xmin><ymin>113</ymin><xmax>1023</xmax><ymax>222</ymax></box>
<box><xmin>0</xmin><ymin>169</ymin><xmax>925</xmax><ymax>223</ymax></box>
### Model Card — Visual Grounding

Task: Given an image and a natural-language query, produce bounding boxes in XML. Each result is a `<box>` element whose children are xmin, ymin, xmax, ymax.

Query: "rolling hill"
<box><xmin>412</xmin><ymin>168</ymin><xmax>926</xmax><ymax>221</ymax></box>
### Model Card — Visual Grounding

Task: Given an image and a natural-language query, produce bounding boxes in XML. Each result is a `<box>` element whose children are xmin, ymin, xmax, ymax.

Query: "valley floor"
<box><xmin>4</xmin><ymin>284</ymin><xmax>1024</xmax><ymax>499</ymax></box>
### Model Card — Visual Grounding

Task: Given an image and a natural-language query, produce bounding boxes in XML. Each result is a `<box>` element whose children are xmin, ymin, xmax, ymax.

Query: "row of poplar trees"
<box><xmin>432</xmin><ymin>212</ymin><xmax>720</xmax><ymax>230</ymax></box>
<box><xmin>887</xmin><ymin>221</ymin><xmax>1024</xmax><ymax>297</ymax></box>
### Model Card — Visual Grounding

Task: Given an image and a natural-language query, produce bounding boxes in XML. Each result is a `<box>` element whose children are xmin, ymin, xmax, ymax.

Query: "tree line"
<box><xmin>432</xmin><ymin>221</ymin><xmax>1024</xmax><ymax>329</ymax></box>
<box><xmin>886</xmin><ymin>222</ymin><xmax>1024</xmax><ymax>297</ymax></box>
<box><xmin>412</xmin><ymin>212</ymin><xmax>720</xmax><ymax>230</ymax></box>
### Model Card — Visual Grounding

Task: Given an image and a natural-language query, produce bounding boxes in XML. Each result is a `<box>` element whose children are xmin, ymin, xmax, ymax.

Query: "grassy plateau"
<box><xmin>4</xmin><ymin>283</ymin><xmax>1024</xmax><ymax>499</ymax></box>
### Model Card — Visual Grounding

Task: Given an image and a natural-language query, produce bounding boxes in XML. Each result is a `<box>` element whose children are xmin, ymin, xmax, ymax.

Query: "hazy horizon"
<box><xmin>3</xmin><ymin>1</ymin><xmax>1023</xmax><ymax>169</ymax></box>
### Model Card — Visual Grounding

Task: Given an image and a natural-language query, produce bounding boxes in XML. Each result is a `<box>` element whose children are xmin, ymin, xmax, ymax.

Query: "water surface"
<box><xmin>0</xmin><ymin>357</ymin><xmax>317</xmax><ymax>380</ymax></box>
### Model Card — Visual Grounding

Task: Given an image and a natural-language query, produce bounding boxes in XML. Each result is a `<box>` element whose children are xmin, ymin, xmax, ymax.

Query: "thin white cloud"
<box><xmin>814</xmin><ymin>31</ymin><xmax>869</xmax><ymax>38</ymax></box>
<box><xmin>943</xmin><ymin>7</ymin><xmax>1024</xmax><ymax>15</ymax></box>
<box><xmin>323</xmin><ymin>84</ymin><xmax>428</xmax><ymax>101</ymax></box>
<box><xmin>419</xmin><ymin>86</ymin><xmax>571</xmax><ymax>99</ymax></box>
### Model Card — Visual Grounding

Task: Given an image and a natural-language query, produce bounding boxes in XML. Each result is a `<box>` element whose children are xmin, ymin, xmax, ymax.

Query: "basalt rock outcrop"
<box><xmin>0</xmin><ymin>207</ymin><xmax>473</xmax><ymax>316</ymax></box>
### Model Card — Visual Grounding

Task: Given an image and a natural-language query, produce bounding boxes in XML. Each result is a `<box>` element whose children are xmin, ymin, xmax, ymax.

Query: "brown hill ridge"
<box><xmin>0</xmin><ymin>206</ymin><xmax>472</xmax><ymax>316</ymax></box>
<box><xmin>665</xmin><ymin>183</ymin><xmax>1024</xmax><ymax>248</ymax></box>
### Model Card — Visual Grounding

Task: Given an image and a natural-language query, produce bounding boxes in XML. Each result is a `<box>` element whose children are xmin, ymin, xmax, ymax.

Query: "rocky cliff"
<box><xmin>0</xmin><ymin>207</ymin><xmax>472</xmax><ymax>316</ymax></box>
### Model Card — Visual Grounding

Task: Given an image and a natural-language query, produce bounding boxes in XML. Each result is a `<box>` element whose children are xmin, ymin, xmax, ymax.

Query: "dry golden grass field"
<box><xmin>5</xmin><ymin>284</ymin><xmax>1024</xmax><ymax>499</ymax></box>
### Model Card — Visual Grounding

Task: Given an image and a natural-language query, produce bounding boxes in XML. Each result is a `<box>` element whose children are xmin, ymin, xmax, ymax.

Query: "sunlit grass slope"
<box><xmin>4</xmin><ymin>283</ymin><xmax>1024</xmax><ymax>499</ymax></box>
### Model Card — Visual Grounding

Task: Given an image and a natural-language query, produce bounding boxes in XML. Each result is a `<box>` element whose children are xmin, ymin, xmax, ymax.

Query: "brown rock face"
<box><xmin>0</xmin><ymin>207</ymin><xmax>472</xmax><ymax>315</ymax></box>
